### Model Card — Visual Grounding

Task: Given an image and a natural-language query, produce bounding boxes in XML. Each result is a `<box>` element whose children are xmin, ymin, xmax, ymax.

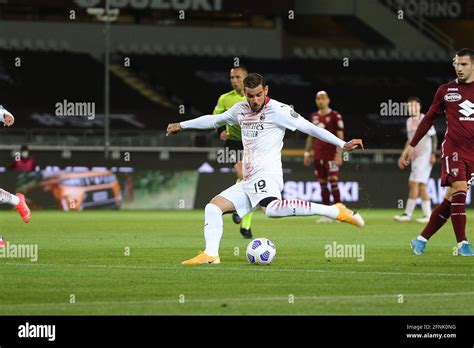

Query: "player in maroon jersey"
<box><xmin>304</xmin><ymin>91</ymin><xmax>345</xmax><ymax>223</ymax></box>
<box><xmin>401</xmin><ymin>48</ymin><xmax>474</xmax><ymax>256</ymax></box>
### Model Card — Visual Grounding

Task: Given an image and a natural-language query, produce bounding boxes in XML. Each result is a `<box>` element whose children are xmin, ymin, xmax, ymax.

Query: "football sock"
<box><xmin>420</xmin><ymin>199</ymin><xmax>451</xmax><ymax>240</ymax></box>
<box><xmin>265</xmin><ymin>199</ymin><xmax>338</xmax><ymax>219</ymax></box>
<box><xmin>416</xmin><ymin>235</ymin><xmax>428</xmax><ymax>242</ymax></box>
<box><xmin>421</xmin><ymin>200</ymin><xmax>432</xmax><ymax>217</ymax></box>
<box><xmin>321</xmin><ymin>183</ymin><xmax>330</xmax><ymax>205</ymax></box>
<box><xmin>451</xmin><ymin>191</ymin><xmax>467</xmax><ymax>243</ymax></box>
<box><xmin>203</xmin><ymin>203</ymin><xmax>223</xmax><ymax>257</ymax></box>
<box><xmin>329</xmin><ymin>180</ymin><xmax>341</xmax><ymax>203</ymax></box>
<box><xmin>241</xmin><ymin>211</ymin><xmax>253</xmax><ymax>230</ymax></box>
<box><xmin>404</xmin><ymin>198</ymin><xmax>416</xmax><ymax>217</ymax></box>
<box><xmin>0</xmin><ymin>189</ymin><xmax>20</xmax><ymax>206</ymax></box>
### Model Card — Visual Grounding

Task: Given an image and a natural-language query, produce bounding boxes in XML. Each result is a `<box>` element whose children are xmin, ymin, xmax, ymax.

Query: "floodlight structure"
<box><xmin>87</xmin><ymin>2</ymin><xmax>119</xmax><ymax>159</ymax></box>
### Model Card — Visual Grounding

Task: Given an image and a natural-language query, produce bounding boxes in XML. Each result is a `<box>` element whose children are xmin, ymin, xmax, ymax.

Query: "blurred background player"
<box><xmin>0</xmin><ymin>105</ymin><xmax>32</xmax><ymax>248</ymax></box>
<box><xmin>401</xmin><ymin>48</ymin><xmax>474</xmax><ymax>256</ymax></box>
<box><xmin>394</xmin><ymin>97</ymin><xmax>437</xmax><ymax>224</ymax></box>
<box><xmin>10</xmin><ymin>145</ymin><xmax>36</xmax><ymax>172</ymax></box>
<box><xmin>303</xmin><ymin>91</ymin><xmax>344</xmax><ymax>223</ymax></box>
<box><xmin>213</xmin><ymin>66</ymin><xmax>254</xmax><ymax>239</ymax></box>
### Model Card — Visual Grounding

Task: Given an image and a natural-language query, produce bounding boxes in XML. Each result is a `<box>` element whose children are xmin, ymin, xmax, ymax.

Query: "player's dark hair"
<box><xmin>243</xmin><ymin>73</ymin><xmax>266</xmax><ymax>89</ymax></box>
<box><xmin>231</xmin><ymin>65</ymin><xmax>248</xmax><ymax>74</ymax></box>
<box><xmin>407</xmin><ymin>96</ymin><xmax>421</xmax><ymax>105</ymax></box>
<box><xmin>456</xmin><ymin>48</ymin><xmax>474</xmax><ymax>61</ymax></box>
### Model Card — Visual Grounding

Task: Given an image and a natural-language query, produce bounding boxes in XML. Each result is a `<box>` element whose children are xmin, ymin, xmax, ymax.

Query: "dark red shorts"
<box><xmin>441</xmin><ymin>154</ymin><xmax>474</xmax><ymax>187</ymax></box>
<box><xmin>314</xmin><ymin>159</ymin><xmax>340</xmax><ymax>181</ymax></box>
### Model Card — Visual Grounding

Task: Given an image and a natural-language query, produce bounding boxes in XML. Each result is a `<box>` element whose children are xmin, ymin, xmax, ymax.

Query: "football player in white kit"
<box><xmin>395</xmin><ymin>97</ymin><xmax>437</xmax><ymax>223</ymax></box>
<box><xmin>167</xmin><ymin>74</ymin><xmax>365</xmax><ymax>264</ymax></box>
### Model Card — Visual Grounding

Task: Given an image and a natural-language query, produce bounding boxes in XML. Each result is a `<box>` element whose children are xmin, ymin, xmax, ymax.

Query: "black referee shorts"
<box><xmin>224</xmin><ymin>139</ymin><xmax>243</xmax><ymax>164</ymax></box>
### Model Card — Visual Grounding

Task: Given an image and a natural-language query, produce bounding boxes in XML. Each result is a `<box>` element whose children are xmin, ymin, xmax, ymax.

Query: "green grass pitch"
<box><xmin>0</xmin><ymin>209</ymin><xmax>473</xmax><ymax>315</ymax></box>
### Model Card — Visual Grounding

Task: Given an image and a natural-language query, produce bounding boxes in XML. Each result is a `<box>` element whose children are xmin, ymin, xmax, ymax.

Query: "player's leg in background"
<box><xmin>327</xmin><ymin>160</ymin><xmax>341</xmax><ymax>204</ymax></box>
<box><xmin>232</xmin><ymin>160</ymin><xmax>243</xmax><ymax>222</ymax></box>
<box><xmin>314</xmin><ymin>160</ymin><xmax>330</xmax><ymax>205</ymax></box>
<box><xmin>314</xmin><ymin>160</ymin><xmax>335</xmax><ymax>223</ymax></box>
<box><xmin>0</xmin><ymin>189</ymin><xmax>30</xmax><ymax>223</ymax></box>
<box><xmin>317</xmin><ymin>168</ymin><xmax>340</xmax><ymax>223</ymax></box>
<box><xmin>394</xmin><ymin>180</ymin><xmax>418</xmax><ymax>222</ymax></box>
<box><xmin>328</xmin><ymin>175</ymin><xmax>341</xmax><ymax>204</ymax></box>
<box><xmin>319</xmin><ymin>178</ymin><xmax>330</xmax><ymax>206</ymax></box>
<box><xmin>229</xmin><ymin>142</ymin><xmax>243</xmax><ymax>225</ymax></box>
<box><xmin>0</xmin><ymin>188</ymin><xmax>20</xmax><ymax>206</ymax></box>
<box><xmin>0</xmin><ymin>189</ymin><xmax>20</xmax><ymax>248</ymax></box>
<box><xmin>416</xmin><ymin>183</ymin><xmax>431</xmax><ymax>223</ymax></box>
<box><xmin>234</xmin><ymin>161</ymin><xmax>253</xmax><ymax>239</ymax></box>
<box><xmin>317</xmin><ymin>176</ymin><xmax>333</xmax><ymax>223</ymax></box>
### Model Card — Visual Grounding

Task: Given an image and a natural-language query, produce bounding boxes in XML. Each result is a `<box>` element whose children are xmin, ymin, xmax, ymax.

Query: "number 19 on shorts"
<box><xmin>254</xmin><ymin>180</ymin><xmax>266</xmax><ymax>193</ymax></box>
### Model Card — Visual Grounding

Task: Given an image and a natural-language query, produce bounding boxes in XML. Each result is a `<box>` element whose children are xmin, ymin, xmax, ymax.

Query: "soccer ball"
<box><xmin>246</xmin><ymin>238</ymin><xmax>276</xmax><ymax>265</ymax></box>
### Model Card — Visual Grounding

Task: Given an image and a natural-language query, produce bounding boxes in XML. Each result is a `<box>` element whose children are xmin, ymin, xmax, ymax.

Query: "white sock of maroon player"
<box><xmin>203</xmin><ymin>203</ymin><xmax>223</xmax><ymax>257</ymax></box>
<box><xmin>0</xmin><ymin>189</ymin><xmax>20</xmax><ymax>206</ymax></box>
<box><xmin>265</xmin><ymin>199</ymin><xmax>338</xmax><ymax>219</ymax></box>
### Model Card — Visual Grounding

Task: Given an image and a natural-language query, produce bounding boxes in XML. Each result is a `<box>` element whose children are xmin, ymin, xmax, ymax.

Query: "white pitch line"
<box><xmin>1</xmin><ymin>261</ymin><xmax>474</xmax><ymax>278</ymax></box>
<box><xmin>2</xmin><ymin>291</ymin><xmax>474</xmax><ymax>309</ymax></box>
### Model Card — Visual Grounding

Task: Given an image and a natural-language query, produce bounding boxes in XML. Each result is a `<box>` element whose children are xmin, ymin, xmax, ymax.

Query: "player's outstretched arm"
<box><xmin>166</xmin><ymin>115</ymin><xmax>222</xmax><ymax>136</ymax></box>
<box><xmin>166</xmin><ymin>103</ymin><xmax>240</xmax><ymax>136</ymax></box>
<box><xmin>0</xmin><ymin>105</ymin><xmax>15</xmax><ymax>127</ymax></box>
<box><xmin>342</xmin><ymin>139</ymin><xmax>364</xmax><ymax>151</ymax></box>
<box><xmin>303</xmin><ymin>135</ymin><xmax>313</xmax><ymax>166</ymax></box>
<box><xmin>285</xmin><ymin>112</ymin><xmax>363</xmax><ymax>151</ymax></box>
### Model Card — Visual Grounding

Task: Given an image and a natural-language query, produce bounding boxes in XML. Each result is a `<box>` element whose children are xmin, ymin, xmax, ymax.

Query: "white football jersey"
<box><xmin>180</xmin><ymin>97</ymin><xmax>346</xmax><ymax>183</ymax></box>
<box><xmin>406</xmin><ymin>114</ymin><xmax>436</xmax><ymax>159</ymax></box>
<box><xmin>225</xmin><ymin>98</ymin><xmax>304</xmax><ymax>182</ymax></box>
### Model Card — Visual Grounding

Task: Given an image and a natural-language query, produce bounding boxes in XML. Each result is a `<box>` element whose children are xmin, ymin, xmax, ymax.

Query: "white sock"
<box><xmin>203</xmin><ymin>203</ymin><xmax>223</xmax><ymax>257</ymax></box>
<box><xmin>421</xmin><ymin>200</ymin><xmax>431</xmax><ymax>217</ymax></box>
<box><xmin>0</xmin><ymin>189</ymin><xmax>20</xmax><ymax>206</ymax></box>
<box><xmin>416</xmin><ymin>235</ymin><xmax>428</xmax><ymax>242</ymax></box>
<box><xmin>265</xmin><ymin>199</ymin><xmax>338</xmax><ymax>219</ymax></box>
<box><xmin>405</xmin><ymin>199</ymin><xmax>416</xmax><ymax>216</ymax></box>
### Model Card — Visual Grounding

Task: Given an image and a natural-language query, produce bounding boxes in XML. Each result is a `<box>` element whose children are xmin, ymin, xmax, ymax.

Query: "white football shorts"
<box><xmin>218</xmin><ymin>174</ymin><xmax>283</xmax><ymax>217</ymax></box>
<box><xmin>409</xmin><ymin>155</ymin><xmax>433</xmax><ymax>184</ymax></box>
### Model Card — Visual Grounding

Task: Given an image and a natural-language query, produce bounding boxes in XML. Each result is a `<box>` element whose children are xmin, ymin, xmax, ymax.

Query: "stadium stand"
<box><xmin>0</xmin><ymin>49</ymin><xmax>175</xmax><ymax>130</ymax></box>
<box><xmin>124</xmin><ymin>54</ymin><xmax>453</xmax><ymax>148</ymax></box>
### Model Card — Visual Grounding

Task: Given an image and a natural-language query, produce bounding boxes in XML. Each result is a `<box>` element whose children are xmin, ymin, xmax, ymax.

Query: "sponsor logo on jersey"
<box><xmin>452</xmin><ymin>168</ymin><xmax>459</xmax><ymax>177</ymax></box>
<box><xmin>447</xmin><ymin>88</ymin><xmax>458</xmax><ymax>91</ymax></box>
<box><xmin>290</xmin><ymin>109</ymin><xmax>300</xmax><ymax>118</ymax></box>
<box><xmin>444</xmin><ymin>93</ymin><xmax>462</xmax><ymax>102</ymax></box>
<box><xmin>459</xmin><ymin>100</ymin><xmax>474</xmax><ymax>117</ymax></box>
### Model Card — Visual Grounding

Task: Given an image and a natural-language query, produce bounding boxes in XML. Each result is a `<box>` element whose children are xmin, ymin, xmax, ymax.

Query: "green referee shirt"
<box><xmin>213</xmin><ymin>89</ymin><xmax>246</xmax><ymax>142</ymax></box>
